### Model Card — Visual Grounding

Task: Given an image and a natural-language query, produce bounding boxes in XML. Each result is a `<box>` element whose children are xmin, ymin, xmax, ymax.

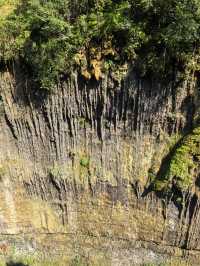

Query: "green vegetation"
<box><xmin>0</xmin><ymin>256</ymin><xmax>74</xmax><ymax>266</ymax></box>
<box><xmin>154</xmin><ymin>126</ymin><xmax>200</xmax><ymax>192</ymax></box>
<box><xmin>0</xmin><ymin>253</ymin><xmax>110</xmax><ymax>266</ymax></box>
<box><xmin>0</xmin><ymin>164</ymin><xmax>6</xmax><ymax>180</ymax></box>
<box><xmin>0</xmin><ymin>0</ymin><xmax>200</xmax><ymax>89</ymax></box>
<box><xmin>80</xmin><ymin>155</ymin><xmax>90</xmax><ymax>168</ymax></box>
<box><xmin>142</xmin><ymin>264</ymin><xmax>183</xmax><ymax>266</ymax></box>
<box><xmin>143</xmin><ymin>260</ymin><xmax>190</xmax><ymax>266</ymax></box>
<box><xmin>0</xmin><ymin>257</ymin><xmax>190</xmax><ymax>266</ymax></box>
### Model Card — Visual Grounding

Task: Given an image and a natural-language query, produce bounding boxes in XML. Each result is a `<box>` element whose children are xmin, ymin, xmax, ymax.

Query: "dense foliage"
<box><xmin>0</xmin><ymin>0</ymin><xmax>200</xmax><ymax>89</ymax></box>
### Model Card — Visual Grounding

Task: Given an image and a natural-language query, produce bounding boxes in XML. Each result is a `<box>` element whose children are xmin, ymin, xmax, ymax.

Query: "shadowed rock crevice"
<box><xmin>6</xmin><ymin>262</ymin><xmax>28</xmax><ymax>266</ymax></box>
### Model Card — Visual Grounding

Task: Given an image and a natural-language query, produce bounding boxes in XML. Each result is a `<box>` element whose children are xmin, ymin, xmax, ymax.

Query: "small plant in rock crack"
<box><xmin>0</xmin><ymin>164</ymin><xmax>6</xmax><ymax>181</ymax></box>
<box><xmin>0</xmin><ymin>95</ymin><xmax>4</xmax><ymax>117</ymax></box>
<box><xmin>79</xmin><ymin>155</ymin><xmax>90</xmax><ymax>168</ymax></box>
<box><xmin>70</xmin><ymin>255</ymin><xmax>86</xmax><ymax>266</ymax></box>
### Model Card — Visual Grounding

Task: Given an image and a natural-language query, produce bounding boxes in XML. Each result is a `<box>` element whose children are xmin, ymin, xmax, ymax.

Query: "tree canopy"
<box><xmin>0</xmin><ymin>0</ymin><xmax>200</xmax><ymax>89</ymax></box>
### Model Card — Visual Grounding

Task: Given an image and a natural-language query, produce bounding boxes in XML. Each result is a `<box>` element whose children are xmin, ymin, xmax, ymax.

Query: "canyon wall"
<box><xmin>0</xmin><ymin>67</ymin><xmax>199</xmax><ymax>265</ymax></box>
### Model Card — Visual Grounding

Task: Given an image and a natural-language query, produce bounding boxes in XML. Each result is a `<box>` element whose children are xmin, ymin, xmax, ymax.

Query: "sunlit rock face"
<box><xmin>0</xmin><ymin>68</ymin><xmax>199</xmax><ymax>265</ymax></box>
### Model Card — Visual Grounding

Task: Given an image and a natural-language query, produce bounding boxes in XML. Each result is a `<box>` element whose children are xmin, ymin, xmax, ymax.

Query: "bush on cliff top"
<box><xmin>0</xmin><ymin>0</ymin><xmax>200</xmax><ymax>89</ymax></box>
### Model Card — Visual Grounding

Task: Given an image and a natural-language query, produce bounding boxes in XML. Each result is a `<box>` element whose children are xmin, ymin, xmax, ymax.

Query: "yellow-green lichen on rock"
<box><xmin>154</xmin><ymin>126</ymin><xmax>200</xmax><ymax>192</ymax></box>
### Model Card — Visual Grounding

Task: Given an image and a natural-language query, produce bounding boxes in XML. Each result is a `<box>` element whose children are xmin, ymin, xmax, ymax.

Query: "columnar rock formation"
<box><xmin>0</xmin><ymin>67</ymin><xmax>199</xmax><ymax>265</ymax></box>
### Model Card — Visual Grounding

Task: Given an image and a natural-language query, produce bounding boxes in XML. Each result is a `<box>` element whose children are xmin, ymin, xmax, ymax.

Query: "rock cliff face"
<box><xmin>0</xmin><ymin>66</ymin><xmax>199</xmax><ymax>265</ymax></box>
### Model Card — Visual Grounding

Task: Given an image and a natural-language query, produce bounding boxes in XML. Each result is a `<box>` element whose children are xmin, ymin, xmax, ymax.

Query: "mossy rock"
<box><xmin>80</xmin><ymin>156</ymin><xmax>90</xmax><ymax>168</ymax></box>
<box><xmin>154</xmin><ymin>126</ymin><xmax>200</xmax><ymax>192</ymax></box>
<box><xmin>0</xmin><ymin>164</ymin><xmax>6</xmax><ymax>178</ymax></box>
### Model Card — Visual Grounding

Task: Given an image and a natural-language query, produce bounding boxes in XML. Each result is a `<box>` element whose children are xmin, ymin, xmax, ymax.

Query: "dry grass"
<box><xmin>0</xmin><ymin>0</ymin><xmax>19</xmax><ymax>18</ymax></box>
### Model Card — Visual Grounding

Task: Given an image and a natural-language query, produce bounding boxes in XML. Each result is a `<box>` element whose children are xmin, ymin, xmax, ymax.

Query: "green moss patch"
<box><xmin>154</xmin><ymin>126</ymin><xmax>200</xmax><ymax>192</ymax></box>
<box><xmin>80</xmin><ymin>156</ymin><xmax>90</xmax><ymax>168</ymax></box>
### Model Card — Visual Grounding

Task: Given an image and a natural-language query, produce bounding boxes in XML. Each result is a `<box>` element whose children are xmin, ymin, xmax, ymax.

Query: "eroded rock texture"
<box><xmin>0</xmin><ymin>68</ymin><xmax>199</xmax><ymax>265</ymax></box>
